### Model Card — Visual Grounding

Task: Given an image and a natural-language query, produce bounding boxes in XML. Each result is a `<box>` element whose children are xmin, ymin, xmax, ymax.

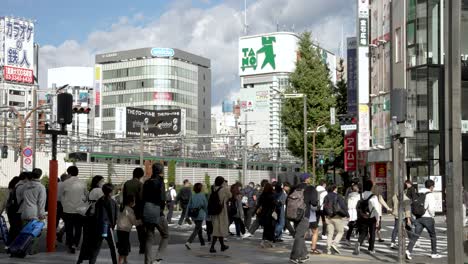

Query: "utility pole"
<box><xmin>444</xmin><ymin>0</ymin><xmax>464</xmax><ymax>263</ymax></box>
<box><xmin>242</xmin><ymin>114</ymin><xmax>248</xmax><ymax>185</ymax></box>
<box><xmin>303</xmin><ymin>95</ymin><xmax>308</xmax><ymax>173</ymax></box>
<box><xmin>32</xmin><ymin>43</ymin><xmax>39</xmax><ymax>168</ymax></box>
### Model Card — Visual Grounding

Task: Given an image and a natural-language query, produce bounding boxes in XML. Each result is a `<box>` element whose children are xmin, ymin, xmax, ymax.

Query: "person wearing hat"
<box><xmin>289</xmin><ymin>173</ymin><xmax>318</xmax><ymax>264</ymax></box>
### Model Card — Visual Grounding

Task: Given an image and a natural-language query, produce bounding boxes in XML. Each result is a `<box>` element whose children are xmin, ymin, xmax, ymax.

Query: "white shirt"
<box><xmin>423</xmin><ymin>192</ymin><xmax>436</xmax><ymax>218</ymax></box>
<box><xmin>59</xmin><ymin>176</ymin><xmax>88</xmax><ymax>214</ymax></box>
<box><xmin>361</xmin><ymin>191</ymin><xmax>382</xmax><ymax>220</ymax></box>
<box><xmin>316</xmin><ymin>185</ymin><xmax>328</xmax><ymax>210</ymax></box>
<box><xmin>170</xmin><ymin>188</ymin><xmax>177</xmax><ymax>201</ymax></box>
<box><xmin>347</xmin><ymin>192</ymin><xmax>360</xmax><ymax>221</ymax></box>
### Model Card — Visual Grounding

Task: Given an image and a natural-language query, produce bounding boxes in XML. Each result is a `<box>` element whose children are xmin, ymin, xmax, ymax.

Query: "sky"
<box><xmin>3</xmin><ymin>0</ymin><xmax>356</xmax><ymax>113</ymax></box>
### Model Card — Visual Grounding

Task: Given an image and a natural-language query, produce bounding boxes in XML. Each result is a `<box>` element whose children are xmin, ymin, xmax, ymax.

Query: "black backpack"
<box><xmin>411</xmin><ymin>192</ymin><xmax>429</xmax><ymax>218</ymax></box>
<box><xmin>207</xmin><ymin>188</ymin><xmax>223</xmax><ymax>216</ymax></box>
<box><xmin>227</xmin><ymin>198</ymin><xmax>238</xmax><ymax>216</ymax></box>
<box><xmin>166</xmin><ymin>190</ymin><xmax>173</xmax><ymax>202</ymax></box>
<box><xmin>6</xmin><ymin>186</ymin><xmax>22</xmax><ymax>214</ymax></box>
<box><xmin>357</xmin><ymin>194</ymin><xmax>374</xmax><ymax>219</ymax></box>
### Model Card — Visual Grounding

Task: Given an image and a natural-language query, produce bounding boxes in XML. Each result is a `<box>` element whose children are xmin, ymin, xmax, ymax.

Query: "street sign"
<box><xmin>23</xmin><ymin>147</ymin><xmax>33</xmax><ymax>157</ymax></box>
<box><xmin>330</xmin><ymin>107</ymin><xmax>336</xmax><ymax>125</ymax></box>
<box><xmin>341</xmin><ymin>124</ymin><xmax>357</xmax><ymax>131</ymax></box>
<box><xmin>24</xmin><ymin>157</ymin><xmax>31</xmax><ymax>165</ymax></box>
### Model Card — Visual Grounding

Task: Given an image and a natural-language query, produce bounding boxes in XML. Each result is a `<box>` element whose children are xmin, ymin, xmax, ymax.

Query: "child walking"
<box><xmin>117</xmin><ymin>195</ymin><xmax>138</xmax><ymax>264</ymax></box>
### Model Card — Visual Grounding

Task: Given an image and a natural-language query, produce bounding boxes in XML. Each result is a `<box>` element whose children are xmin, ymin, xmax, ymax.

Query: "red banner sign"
<box><xmin>3</xmin><ymin>66</ymin><xmax>34</xmax><ymax>84</ymax></box>
<box><xmin>344</xmin><ymin>131</ymin><xmax>357</xmax><ymax>171</ymax></box>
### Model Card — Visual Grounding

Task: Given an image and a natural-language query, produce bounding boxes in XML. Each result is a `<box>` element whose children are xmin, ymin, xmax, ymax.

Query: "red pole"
<box><xmin>46</xmin><ymin>159</ymin><xmax>58</xmax><ymax>252</ymax></box>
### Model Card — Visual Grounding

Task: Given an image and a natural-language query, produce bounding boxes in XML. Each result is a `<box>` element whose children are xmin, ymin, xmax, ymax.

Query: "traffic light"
<box><xmin>1</xmin><ymin>146</ymin><xmax>7</xmax><ymax>159</ymax></box>
<box><xmin>329</xmin><ymin>152</ymin><xmax>335</xmax><ymax>163</ymax></box>
<box><xmin>318</xmin><ymin>154</ymin><xmax>325</xmax><ymax>165</ymax></box>
<box><xmin>338</xmin><ymin>115</ymin><xmax>357</xmax><ymax>125</ymax></box>
<box><xmin>57</xmin><ymin>93</ymin><xmax>73</xmax><ymax>125</ymax></box>
<box><xmin>72</xmin><ymin>106</ymin><xmax>91</xmax><ymax>114</ymax></box>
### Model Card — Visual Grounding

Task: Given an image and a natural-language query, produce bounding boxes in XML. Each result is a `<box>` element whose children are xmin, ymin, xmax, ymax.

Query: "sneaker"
<box><xmin>153</xmin><ymin>259</ymin><xmax>162</xmax><ymax>264</ymax></box>
<box><xmin>289</xmin><ymin>259</ymin><xmax>300</xmax><ymax>264</ymax></box>
<box><xmin>68</xmin><ymin>246</ymin><xmax>76</xmax><ymax>254</ymax></box>
<box><xmin>390</xmin><ymin>243</ymin><xmax>397</xmax><ymax>249</ymax></box>
<box><xmin>353</xmin><ymin>242</ymin><xmax>360</xmax><ymax>255</ymax></box>
<box><xmin>299</xmin><ymin>255</ymin><xmax>310</xmax><ymax>262</ymax></box>
<box><xmin>369</xmin><ymin>250</ymin><xmax>376</xmax><ymax>255</ymax></box>
<box><xmin>331</xmin><ymin>244</ymin><xmax>341</xmax><ymax>254</ymax></box>
<box><xmin>242</xmin><ymin>232</ymin><xmax>252</xmax><ymax>238</ymax></box>
<box><xmin>221</xmin><ymin>245</ymin><xmax>229</xmax><ymax>252</ymax></box>
<box><xmin>431</xmin><ymin>254</ymin><xmax>442</xmax><ymax>259</ymax></box>
<box><xmin>378</xmin><ymin>239</ymin><xmax>385</xmax><ymax>243</ymax></box>
<box><xmin>209</xmin><ymin>248</ymin><xmax>216</xmax><ymax>253</ymax></box>
<box><xmin>185</xmin><ymin>242</ymin><xmax>191</xmax><ymax>250</ymax></box>
<box><xmin>321</xmin><ymin>235</ymin><xmax>328</xmax><ymax>240</ymax></box>
<box><xmin>406</xmin><ymin>250</ymin><xmax>412</xmax><ymax>260</ymax></box>
<box><xmin>326</xmin><ymin>250</ymin><xmax>332</xmax><ymax>255</ymax></box>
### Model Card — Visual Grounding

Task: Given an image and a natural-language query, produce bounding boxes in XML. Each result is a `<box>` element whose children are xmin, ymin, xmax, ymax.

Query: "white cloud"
<box><xmin>39</xmin><ymin>0</ymin><xmax>355</xmax><ymax>108</ymax></box>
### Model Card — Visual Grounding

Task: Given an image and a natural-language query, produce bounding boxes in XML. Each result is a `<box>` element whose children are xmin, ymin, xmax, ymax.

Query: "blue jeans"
<box><xmin>407</xmin><ymin>217</ymin><xmax>437</xmax><ymax>254</ymax></box>
<box><xmin>275</xmin><ymin>207</ymin><xmax>285</xmax><ymax>239</ymax></box>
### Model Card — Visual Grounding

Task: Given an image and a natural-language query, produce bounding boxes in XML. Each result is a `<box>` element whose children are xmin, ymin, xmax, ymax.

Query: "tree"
<box><xmin>281</xmin><ymin>32</ymin><xmax>343</xmax><ymax>176</ymax></box>
<box><xmin>168</xmin><ymin>160</ymin><xmax>176</xmax><ymax>186</ymax></box>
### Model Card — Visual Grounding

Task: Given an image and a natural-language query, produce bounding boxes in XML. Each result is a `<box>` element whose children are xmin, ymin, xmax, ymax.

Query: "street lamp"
<box><xmin>273</xmin><ymin>89</ymin><xmax>307</xmax><ymax>172</ymax></box>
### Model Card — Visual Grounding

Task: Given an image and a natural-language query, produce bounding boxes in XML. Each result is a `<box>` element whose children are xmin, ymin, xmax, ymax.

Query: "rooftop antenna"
<box><xmin>276</xmin><ymin>20</ymin><xmax>279</xmax><ymax>32</ymax></box>
<box><xmin>244</xmin><ymin>0</ymin><xmax>248</xmax><ymax>35</ymax></box>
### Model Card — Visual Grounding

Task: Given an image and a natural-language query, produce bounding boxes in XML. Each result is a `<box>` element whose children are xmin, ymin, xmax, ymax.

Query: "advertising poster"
<box><xmin>358</xmin><ymin>104</ymin><xmax>370</xmax><ymax>150</ymax></box>
<box><xmin>126</xmin><ymin>107</ymin><xmax>182</xmax><ymax>137</ymax></box>
<box><xmin>344</xmin><ymin>131</ymin><xmax>357</xmax><ymax>171</ymax></box>
<box><xmin>347</xmin><ymin>37</ymin><xmax>357</xmax><ymax>115</ymax></box>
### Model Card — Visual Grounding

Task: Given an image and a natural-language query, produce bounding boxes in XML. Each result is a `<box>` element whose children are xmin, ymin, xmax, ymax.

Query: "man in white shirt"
<box><xmin>59</xmin><ymin>166</ymin><xmax>88</xmax><ymax>254</ymax></box>
<box><xmin>166</xmin><ymin>183</ymin><xmax>177</xmax><ymax>224</ymax></box>
<box><xmin>315</xmin><ymin>180</ymin><xmax>328</xmax><ymax>239</ymax></box>
<box><xmin>354</xmin><ymin>180</ymin><xmax>382</xmax><ymax>255</ymax></box>
<box><xmin>406</xmin><ymin>179</ymin><xmax>441</xmax><ymax>260</ymax></box>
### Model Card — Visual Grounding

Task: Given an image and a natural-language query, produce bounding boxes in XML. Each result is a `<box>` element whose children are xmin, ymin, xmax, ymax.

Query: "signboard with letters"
<box><xmin>344</xmin><ymin>131</ymin><xmax>357</xmax><ymax>171</ymax></box>
<box><xmin>0</xmin><ymin>17</ymin><xmax>35</xmax><ymax>84</ymax></box>
<box><xmin>118</xmin><ymin>107</ymin><xmax>183</xmax><ymax>138</ymax></box>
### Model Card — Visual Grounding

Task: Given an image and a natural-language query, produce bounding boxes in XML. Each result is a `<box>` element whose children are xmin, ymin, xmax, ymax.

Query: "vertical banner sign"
<box><xmin>1</xmin><ymin>17</ymin><xmax>35</xmax><ymax>84</ymax></box>
<box><xmin>357</xmin><ymin>0</ymin><xmax>370</xmax><ymax>151</ymax></box>
<box><xmin>347</xmin><ymin>37</ymin><xmax>357</xmax><ymax>115</ymax></box>
<box><xmin>358</xmin><ymin>105</ymin><xmax>370</xmax><ymax>150</ymax></box>
<box><xmin>115</xmin><ymin>107</ymin><xmax>127</xmax><ymax>139</ymax></box>
<box><xmin>344</xmin><ymin>131</ymin><xmax>357</xmax><ymax>171</ymax></box>
<box><xmin>23</xmin><ymin>146</ymin><xmax>33</xmax><ymax>172</ymax></box>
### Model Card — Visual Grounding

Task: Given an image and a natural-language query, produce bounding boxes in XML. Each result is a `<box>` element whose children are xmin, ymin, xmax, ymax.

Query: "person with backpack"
<box><xmin>6</xmin><ymin>176</ymin><xmax>22</xmax><ymax>245</ymax></box>
<box><xmin>405</xmin><ymin>179</ymin><xmax>441</xmax><ymax>260</ymax></box>
<box><xmin>88</xmin><ymin>183</ymin><xmax>119</xmax><ymax>264</ymax></box>
<box><xmin>166</xmin><ymin>183</ymin><xmax>177</xmax><ymax>224</ymax></box>
<box><xmin>288</xmin><ymin>173</ymin><xmax>318</xmax><ymax>264</ymax></box>
<box><xmin>316</xmin><ymin>180</ymin><xmax>328</xmax><ymax>240</ymax></box>
<box><xmin>60</xmin><ymin>166</ymin><xmax>88</xmax><ymax>254</ymax></box>
<box><xmin>354</xmin><ymin>180</ymin><xmax>381</xmax><ymax>255</ymax></box>
<box><xmin>177</xmin><ymin>179</ymin><xmax>192</xmax><ymax>226</ymax></box>
<box><xmin>241</xmin><ymin>182</ymin><xmax>257</xmax><ymax>230</ymax></box>
<box><xmin>322</xmin><ymin>184</ymin><xmax>348</xmax><ymax>255</ymax></box>
<box><xmin>122</xmin><ymin>167</ymin><xmax>145</xmax><ymax>254</ymax></box>
<box><xmin>143</xmin><ymin>163</ymin><xmax>169</xmax><ymax>264</ymax></box>
<box><xmin>228</xmin><ymin>183</ymin><xmax>245</xmax><ymax>237</ymax></box>
<box><xmin>208</xmin><ymin>176</ymin><xmax>232</xmax><ymax>253</ymax></box>
<box><xmin>344</xmin><ymin>183</ymin><xmax>360</xmax><ymax>246</ymax></box>
<box><xmin>76</xmin><ymin>175</ymin><xmax>105</xmax><ymax>264</ymax></box>
<box><xmin>185</xmin><ymin>183</ymin><xmax>208</xmax><ymax>249</ymax></box>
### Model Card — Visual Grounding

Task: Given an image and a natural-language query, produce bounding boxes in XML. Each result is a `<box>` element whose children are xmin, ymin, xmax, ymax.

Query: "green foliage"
<box><xmin>281</xmin><ymin>32</ymin><xmax>343</xmax><ymax>173</ymax></box>
<box><xmin>204</xmin><ymin>173</ymin><xmax>211</xmax><ymax>193</ymax></box>
<box><xmin>168</xmin><ymin>160</ymin><xmax>176</xmax><ymax>186</ymax></box>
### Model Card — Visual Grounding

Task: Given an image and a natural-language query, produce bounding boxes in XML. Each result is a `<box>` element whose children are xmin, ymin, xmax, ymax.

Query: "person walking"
<box><xmin>88</xmin><ymin>183</ymin><xmax>118</xmax><ymax>264</ymax></box>
<box><xmin>322</xmin><ymin>184</ymin><xmax>348</xmax><ymax>255</ymax></box>
<box><xmin>5</xmin><ymin>176</ymin><xmax>22</xmax><ymax>245</ymax></box>
<box><xmin>57</xmin><ymin>173</ymin><xmax>70</xmax><ymax>243</ymax></box>
<box><xmin>143</xmin><ymin>163</ymin><xmax>169</xmax><ymax>264</ymax></box>
<box><xmin>185</xmin><ymin>183</ymin><xmax>208</xmax><ymax>249</ymax></box>
<box><xmin>19</xmin><ymin>170</ymin><xmax>46</xmax><ymax>254</ymax></box>
<box><xmin>166</xmin><ymin>183</ymin><xmax>177</xmax><ymax>224</ymax></box>
<box><xmin>177</xmin><ymin>179</ymin><xmax>192</xmax><ymax>226</ymax></box>
<box><xmin>77</xmin><ymin>175</ymin><xmax>105</xmax><ymax>264</ymax></box>
<box><xmin>122</xmin><ymin>167</ymin><xmax>145</xmax><ymax>254</ymax></box>
<box><xmin>344</xmin><ymin>183</ymin><xmax>360</xmax><ymax>246</ymax></box>
<box><xmin>60</xmin><ymin>166</ymin><xmax>88</xmax><ymax>254</ymax></box>
<box><xmin>282</xmin><ymin>182</ymin><xmax>296</xmax><ymax>238</ymax></box>
<box><xmin>242</xmin><ymin>182</ymin><xmax>257</xmax><ymax>230</ymax></box>
<box><xmin>289</xmin><ymin>174</ymin><xmax>318</xmax><ymax>264</ymax></box>
<box><xmin>390</xmin><ymin>184</ymin><xmax>411</xmax><ymax>249</ymax></box>
<box><xmin>274</xmin><ymin>182</ymin><xmax>287</xmax><ymax>242</ymax></box>
<box><xmin>228</xmin><ymin>183</ymin><xmax>245</xmax><ymax>237</ymax></box>
<box><xmin>257</xmin><ymin>182</ymin><xmax>277</xmax><ymax>248</ymax></box>
<box><xmin>117</xmin><ymin>195</ymin><xmax>138</xmax><ymax>264</ymax></box>
<box><xmin>316</xmin><ymin>180</ymin><xmax>328</xmax><ymax>240</ymax></box>
<box><xmin>374</xmin><ymin>185</ymin><xmax>392</xmax><ymax>243</ymax></box>
<box><xmin>209</xmin><ymin>176</ymin><xmax>232</xmax><ymax>253</ymax></box>
<box><xmin>405</xmin><ymin>179</ymin><xmax>442</xmax><ymax>260</ymax></box>
<box><xmin>242</xmin><ymin>179</ymin><xmax>269</xmax><ymax>238</ymax></box>
<box><xmin>354</xmin><ymin>180</ymin><xmax>382</xmax><ymax>255</ymax></box>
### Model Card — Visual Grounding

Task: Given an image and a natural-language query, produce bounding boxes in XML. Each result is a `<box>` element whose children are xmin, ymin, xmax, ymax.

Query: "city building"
<box><xmin>238</xmin><ymin>32</ymin><xmax>337</xmax><ymax>149</ymax></box>
<box><xmin>94</xmin><ymin>48</ymin><xmax>211</xmax><ymax>150</ymax></box>
<box><xmin>47</xmin><ymin>66</ymin><xmax>95</xmax><ymax>151</ymax></box>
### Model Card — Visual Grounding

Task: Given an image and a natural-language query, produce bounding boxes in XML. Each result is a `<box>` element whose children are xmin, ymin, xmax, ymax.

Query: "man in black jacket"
<box><xmin>122</xmin><ymin>167</ymin><xmax>145</xmax><ymax>254</ymax></box>
<box><xmin>289</xmin><ymin>174</ymin><xmax>318</xmax><ymax>264</ymax></box>
<box><xmin>177</xmin><ymin>179</ymin><xmax>192</xmax><ymax>225</ymax></box>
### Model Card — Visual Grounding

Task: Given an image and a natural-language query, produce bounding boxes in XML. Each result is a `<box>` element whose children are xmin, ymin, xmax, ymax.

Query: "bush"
<box><xmin>41</xmin><ymin>176</ymin><xmax>49</xmax><ymax>189</ymax></box>
<box><xmin>204</xmin><ymin>173</ymin><xmax>211</xmax><ymax>193</ymax></box>
<box><xmin>168</xmin><ymin>160</ymin><xmax>176</xmax><ymax>186</ymax></box>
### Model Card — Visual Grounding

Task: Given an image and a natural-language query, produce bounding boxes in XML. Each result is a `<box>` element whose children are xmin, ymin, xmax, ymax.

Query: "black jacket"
<box><xmin>142</xmin><ymin>176</ymin><xmax>166</xmax><ymax>212</ymax></box>
<box><xmin>291</xmin><ymin>183</ymin><xmax>318</xmax><ymax>218</ymax></box>
<box><xmin>96</xmin><ymin>196</ymin><xmax>119</xmax><ymax>229</ymax></box>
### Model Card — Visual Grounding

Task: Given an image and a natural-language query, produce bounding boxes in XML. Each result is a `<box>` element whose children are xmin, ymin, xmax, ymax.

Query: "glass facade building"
<box><xmin>95</xmin><ymin>48</ymin><xmax>211</xmax><ymax>149</ymax></box>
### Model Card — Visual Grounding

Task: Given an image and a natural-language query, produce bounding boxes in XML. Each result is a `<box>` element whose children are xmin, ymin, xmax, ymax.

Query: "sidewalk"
<box><xmin>0</xmin><ymin>239</ymin><xmax>395</xmax><ymax>264</ymax></box>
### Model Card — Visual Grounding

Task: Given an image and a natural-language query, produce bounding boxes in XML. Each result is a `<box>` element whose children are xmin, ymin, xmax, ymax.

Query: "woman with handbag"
<box><xmin>185</xmin><ymin>183</ymin><xmax>208</xmax><ymax>249</ymax></box>
<box><xmin>256</xmin><ymin>183</ymin><xmax>277</xmax><ymax>248</ymax></box>
<box><xmin>322</xmin><ymin>184</ymin><xmax>349</xmax><ymax>255</ymax></box>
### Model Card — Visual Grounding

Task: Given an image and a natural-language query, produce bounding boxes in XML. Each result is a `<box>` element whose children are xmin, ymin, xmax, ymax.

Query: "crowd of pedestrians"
<box><xmin>0</xmin><ymin>164</ymin><xmax>449</xmax><ymax>263</ymax></box>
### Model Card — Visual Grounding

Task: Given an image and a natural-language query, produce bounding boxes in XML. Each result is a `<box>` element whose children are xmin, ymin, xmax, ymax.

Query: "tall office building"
<box><xmin>94</xmin><ymin>48</ymin><xmax>211</xmax><ymax>149</ymax></box>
